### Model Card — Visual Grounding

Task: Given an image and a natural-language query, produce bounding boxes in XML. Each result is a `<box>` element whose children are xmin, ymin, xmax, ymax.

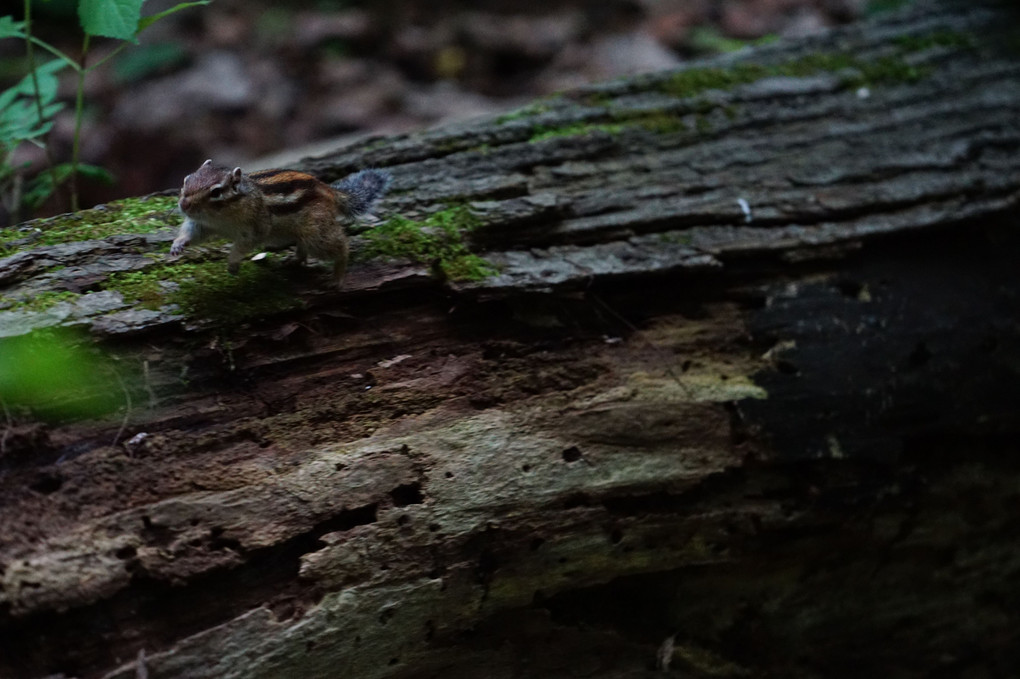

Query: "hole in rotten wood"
<box><xmin>390</xmin><ymin>482</ymin><xmax>424</xmax><ymax>507</ymax></box>
<box><xmin>907</xmin><ymin>341</ymin><xmax>932</xmax><ymax>369</ymax></box>
<box><xmin>140</xmin><ymin>515</ymin><xmax>174</xmax><ymax>547</ymax></box>
<box><xmin>208</xmin><ymin>526</ymin><xmax>242</xmax><ymax>553</ymax></box>
<box><xmin>115</xmin><ymin>545</ymin><xmax>137</xmax><ymax>560</ymax></box>
<box><xmin>29</xmin><ymin>471</ymin><xmax>63</xmax><ymax>494</ymax></box>
<box><xmin>775</xmin><ymin>360</ymin><xmax>799</xmax><ymax>375</ymax></box>
<box><xmin>563</xmin><ymin>493</ymin><xmax>590</xmax><ymax>509</ymax></box>
<box><xmin>313</xmin><ymin>503</ymin><xmax>379</xmax><ymax>536</ymax></box>
<box><xmin>476</xmin><ymin>551</ymin><xmax>498</xmax><ymax>582</ymax></box>
<box><xmin>562</xmin><ymin>446</ymin><xmax>582</xmax><ymax>463</ymax></box>
<box><xmin>836</xmin><ymin>279</ymin><xmax>865</xmax><ymax>298</ymax></box>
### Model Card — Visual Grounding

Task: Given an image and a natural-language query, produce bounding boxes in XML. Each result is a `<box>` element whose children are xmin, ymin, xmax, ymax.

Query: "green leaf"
<box><xmin>0</xmin><ymin>330</ymin><xmax>122</xmax><ymax>421</ymax></box>
<box><xmin>113</xmin><ymin>42</ymin><xmax>188</xmax><ymax>82</ymax></box>
<box><xmin>78</xmin><ymin>0</ymin><xmax>146</xmax><ymax>40</ymax></box>
<box><xmin>0</xmin><ymin>16</ymin><xmax>26</xmax><ymax>39</ymax></box>
<box><xmin>21</xmin><ymin>162</ymin><xmax>115</xmax><ymax>210</ymax></box>
<box><xmin>14</xmin><ymin>59</ymin><xmax>67</xmax><ymax>104</ymax></box>
<box><xmin>0</xmin><ymin>60</ymin><xmax>68</xmax><ymax>149</ymax></box>
<box><xmin>137</xmin><ymin>1</ymin><xmax>212</xmax><ymax>34</ymax></box>
<box><xmin>21</xmin><ymin>165</ymin><xmax>73</xmax><ymax>211</ymax></box>
<box><xmin>76</xmin><ymin>163</ymin><xmax>116</xmax><ymax>184</ymax></box>
<box><xmin>0</xmin><ymin>87</ymin><xmax>17</xmax><ymax>112</ymax></box>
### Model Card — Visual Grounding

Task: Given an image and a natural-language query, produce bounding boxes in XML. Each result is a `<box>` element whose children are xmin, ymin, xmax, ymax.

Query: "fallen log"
<box><xmin>1</xmin><ymin>1</ymin><xmax>1018</xmax><ymax>677</ymax></box>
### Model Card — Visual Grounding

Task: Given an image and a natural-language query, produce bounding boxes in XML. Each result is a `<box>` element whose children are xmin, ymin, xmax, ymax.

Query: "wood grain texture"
<box><xmin>1</xmin><ymin>2</ymin><xmax>1018</xmax><ymax>678</ymax></box>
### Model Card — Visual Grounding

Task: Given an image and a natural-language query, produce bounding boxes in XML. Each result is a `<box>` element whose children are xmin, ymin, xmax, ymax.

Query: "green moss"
<box><xmin>358</xmin><ymin>205</ymin><xmax>495</xmax><ymax>282</ymax></box>
<box><xmin>634</xmin><ymin>112</ymin><xmax>687</xmax><ymax>135</ymax></box>
<box><xmin>893</xmin><ymin>30</ymin><xmax>974</xmax><ymax>52</ymax></box>
<box><xmin>0</xmin><ymin>290</ymin><xmax>82</xmax><ymax>312</ymax></box>
<box><xmin>865</xmin><ymin>0</ymin><xmax>912</xmax><ymax>15</ymax></box>
<box><xmin>495</xmin><ymin>100</ymin><xmax>555</xmax><ymax>125</ymax></box>
<box><xmin>688</xmin><ymin>26</ymin><xmax>753</xmax><ymax>55</ymax></box>
<box><xmin>659</xmin><ymin>63</ymin><xmax>770</xmax><ymax>98</ymax></box>
<box><xmin>104</xmin><ymin>267</ymin><xmax>170</xmax><ymax>310</ymax></box>
<box><xmin>494</xmin><ymin>30</ymin><xmax>968</xmax><ymax>148</ymax></box>
<box><xmin>440</xmin><ymin>253</ymin><xmax>496</xmax><ymax>281</ymax></box>
<box><xmin>530</xmin><ymin>121</ymin><xmax>624</xmax><ymax>142</ymax></box>
<box><xmin>529</xmin><ymin>107</ymin><xmax>694</xmax><ymax>142</ymax></box>
<box><xmin>659</xmin><ymin>232</ymin><xmax>693</xmax><ymax>246</ymax></box>
<box><xmin>0</xmin><ymin>195</ymin><xmax>178</xmax><ymax>257</ymax></box>
<box><xmin>656</xmin><ymin>30</ymin><xmax>972</xmax><ymax>99</ymax></box>
<box><xmin>104</xmin><ymin>259</ymin><xmax>302</xmax><ymax>324</ymax></box>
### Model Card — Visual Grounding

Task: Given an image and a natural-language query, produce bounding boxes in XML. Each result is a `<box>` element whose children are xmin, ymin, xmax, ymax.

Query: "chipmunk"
<box><xmin>170</xmin><ymin>160</ymin><xmax>391</xmax><ymax>288</ymax></box>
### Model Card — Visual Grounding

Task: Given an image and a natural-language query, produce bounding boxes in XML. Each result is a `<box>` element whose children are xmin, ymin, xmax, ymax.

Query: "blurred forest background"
<box><xmin>1</xmin><ymin>0</ymin><xmax>892</xmax><ymax>225</ymax></box>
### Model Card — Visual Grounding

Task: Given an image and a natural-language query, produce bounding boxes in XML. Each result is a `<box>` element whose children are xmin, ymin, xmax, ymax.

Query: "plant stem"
<box><xmin>70</xmin><ymin>33</ymin><xmax>90</xmax><ymax>213</ymax></box>
<box><xmin>23</xmin><ymin>0</ymin><xmax>64</xmax><ymax>215</ymax></box>
<box><xmin>25</xmin><ymin>36</ymin><xmax>81</xmax><ymax>71</ymax></box>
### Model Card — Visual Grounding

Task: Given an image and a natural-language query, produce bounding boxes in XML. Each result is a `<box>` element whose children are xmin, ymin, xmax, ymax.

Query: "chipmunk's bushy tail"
<box><xmin>332</xmin><ymin>169</ymin><xmax>392</xmax><ymax>216</ymax></box>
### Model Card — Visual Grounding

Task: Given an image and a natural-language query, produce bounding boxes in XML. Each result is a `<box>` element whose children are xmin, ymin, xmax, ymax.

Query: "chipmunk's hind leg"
<box><xmin>333</xmin><ymin>256</ymin><xmax>348</xmax><ymax>290</ymax></box>
<box><xmin>312</xmin><ymin>230</ymin><xmax>349</xmax><ymax>289</ymax></box>
<box><xmin>227</xmin><ymin>231</ymin><xmax>260</xmax><ymax>275</ymax></box>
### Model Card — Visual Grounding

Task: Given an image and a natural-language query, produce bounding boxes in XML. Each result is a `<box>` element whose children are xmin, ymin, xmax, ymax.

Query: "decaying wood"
<box><xmin>1</xmin><ymin>1</ymin><xmax>1019</xmax><ymax>678</ymax></box>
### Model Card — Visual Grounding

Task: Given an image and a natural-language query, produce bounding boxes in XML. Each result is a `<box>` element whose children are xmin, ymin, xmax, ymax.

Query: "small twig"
<box><xmin>135</xmin><ymin>648</ymin><xmax>148</xmax><ymax>679</ymax></box>
<box><xmin>69</xmin><ymin>33</ymin><xmax>91</xmax><ymax>212</ymax></box>
<box><xmin>586</xmin><ymin>292</ymin><xmax>692</xmax><ymax>397</ymax></box>
<box><xmin>8</xmin><ymin>174</ymin><xmax>24</xmax><ymax>224</ymax></box>
<box><xmin>22</xmin><ymin>0</ymin><xmax>64</xmax><ymax>212</ymax></box>
<box><xmin>656</xmin><ymin>634</ymin><xmax>676</xmax><ymax>671</ymax></box>
<box><xmin>142</xmin><ymin>359</ymin><xmax>158</xmax><ymax>408</ymax></box>
<box><xmin>0</xmin><ymin>395</ymin><xmax>12</xmax><ymax>458</ymax></box>
<box><xmin>111</xmin><ymin>365</ymin><xmax>133</xmax><ymax>448</ymax></box>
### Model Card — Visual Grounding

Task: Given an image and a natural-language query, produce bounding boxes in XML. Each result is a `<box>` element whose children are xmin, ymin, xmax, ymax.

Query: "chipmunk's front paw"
<box><xmin>170</xmin><ymin>240</ymin><xmax>187</xmax><ymax>257</ymax></box>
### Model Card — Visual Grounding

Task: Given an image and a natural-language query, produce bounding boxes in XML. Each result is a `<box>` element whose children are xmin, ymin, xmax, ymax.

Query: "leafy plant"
<box><xmin>0</xmin><ymin>0</ymin><xmax>210</xmax><ymax>221</ymax></box>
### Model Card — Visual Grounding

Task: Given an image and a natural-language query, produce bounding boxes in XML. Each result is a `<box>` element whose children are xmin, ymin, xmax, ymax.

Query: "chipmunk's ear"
<box><xmin>202</xmin><ymin>159</ymin><xmax>213</xmax><ymax>167</ymax></box>
<box><xmin>231</xmin><ymin>167</ymin><xmax>243</xmax><ymax>183</ymax></box>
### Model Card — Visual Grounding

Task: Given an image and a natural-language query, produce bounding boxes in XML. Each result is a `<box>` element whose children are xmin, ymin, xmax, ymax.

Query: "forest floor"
<box><xmin>1</xmin><ymin>0</ymin><xmax>881</xmax><ymax>223</ymax></box>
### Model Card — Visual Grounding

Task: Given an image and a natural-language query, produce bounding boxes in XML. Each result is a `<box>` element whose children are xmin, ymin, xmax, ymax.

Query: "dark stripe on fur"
<box><xmin>260</xmin><ymin>179</ymin><xmax>320</xmax><ymax>196</ymax></box>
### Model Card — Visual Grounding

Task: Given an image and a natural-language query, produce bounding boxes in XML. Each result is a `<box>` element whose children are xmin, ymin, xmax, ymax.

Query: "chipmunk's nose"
<box><xmin>179</xmin><ymin>195</ymin><xmax>191</xmax><ymax>212</ymax></box>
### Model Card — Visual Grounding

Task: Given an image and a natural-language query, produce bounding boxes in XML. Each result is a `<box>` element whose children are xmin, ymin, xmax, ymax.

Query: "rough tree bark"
<box><xmin>1</xmin><ymin>2</ymin><xmax>1018</xmax><ymax>678</ymax></box>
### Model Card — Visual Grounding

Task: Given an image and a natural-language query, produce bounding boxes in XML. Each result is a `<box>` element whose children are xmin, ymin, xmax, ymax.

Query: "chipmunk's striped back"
<box><xmin>248</xmin><ymin>169</ymin><xmax>341</xmax><ymax>217</ymax></box>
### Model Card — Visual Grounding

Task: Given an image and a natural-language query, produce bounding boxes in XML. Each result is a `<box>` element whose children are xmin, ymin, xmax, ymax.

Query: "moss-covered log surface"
<box><xmin>2</xmin><ymin>2</ymin><xmax>1019</xmax><ymax>678</ymax></box>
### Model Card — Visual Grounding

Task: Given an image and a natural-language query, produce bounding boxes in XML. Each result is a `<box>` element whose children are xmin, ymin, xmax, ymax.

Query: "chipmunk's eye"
<box><xmin>209</xmin><ymin>187</ymin><xmax>223</xmax><ymax>199</ymax></box>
